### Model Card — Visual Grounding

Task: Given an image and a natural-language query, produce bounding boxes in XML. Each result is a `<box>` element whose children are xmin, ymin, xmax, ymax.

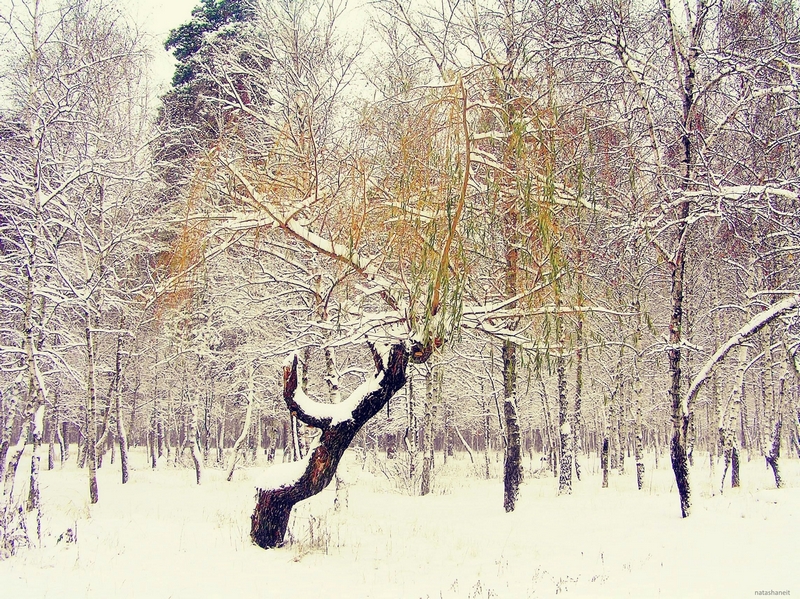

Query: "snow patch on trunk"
<box><xmin>33</xmin><ymin>405</ymin><xmax>46</xmax><ymax>438</ymax></box>
<box><xmin>257</xmin><ymin>456</ymin><xmax>310</xmax><ymax>491</ymax></box>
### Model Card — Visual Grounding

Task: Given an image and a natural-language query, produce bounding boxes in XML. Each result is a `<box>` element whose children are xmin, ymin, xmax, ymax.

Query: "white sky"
<box><xmin>124</xmin><ymin>0</ymin><xmax>200</xmax><ymax>93</ymax></box>
<box><xmin>127</xmin><ymin>0</ymin><xmax>373</xmax><ymax>96</ymax></box>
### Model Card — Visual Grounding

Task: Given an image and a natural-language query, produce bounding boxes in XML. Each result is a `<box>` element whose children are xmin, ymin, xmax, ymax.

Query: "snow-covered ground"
<box><xmin>1</xmin><ymin>448</ymin><xmax>797</xmax><ymax>598</ymax></box>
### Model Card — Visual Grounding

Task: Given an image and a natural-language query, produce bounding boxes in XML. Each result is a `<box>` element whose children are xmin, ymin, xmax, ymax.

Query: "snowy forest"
<box><xmin>1</xmin><ymin>0</ymin><xmax>799</xmax><ymax>596</ymax></box>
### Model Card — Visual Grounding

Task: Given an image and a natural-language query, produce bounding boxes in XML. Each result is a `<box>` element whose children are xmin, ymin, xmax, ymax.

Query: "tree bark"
<box><xmin>502</xmin><ymin>339</ymin><xmax>522</xmax><ymax>512</ymax></box>
<box><xmin>765</xmin><ymin>418</ymin><xmax>783</xmax><ymax>489</ymax></box>
<box><xmin>481</xmin><ymin>380</ymin><xmax>490</xmax><ymax>479</ymax></box>
<box><xmin>250</xmin><ymin>343</ymin><xmax>409</xmax><ymax>549</ymax></box>
<box><xmin>573</xmin><ymin>319</ymin><xmax>584</xmax><ymax>481</ymax></box>
<box><xmin>189</xmin><ymin>391</ymin><xmax>204</xmax><ymax>485</ymax></box>
<box><xmin>27</xmin><ymin>406</ymin><xmax>44</xmax><ymax>545</ymax></box>
<box><xmin>420</xmin><ymin>360</ymin><xmax>440</xmax><ymax>496</ymax></box>
<box><xmin>537</xmin><ymin>369</ymin><xmax>555</xmax><ymax>476</ymax></box>
<box><xmin>765</xmin><ymin>369</ymin><xmax>787</xmax><ymax>489</ymax></box>
<box><xmin>227</xmin><ymin>366</ymin><xmax>255</xmax><ymax>481</ymax></box>
<box><xmin>405</xmin><ymin>373</ymin><xmax>418</xmax><ymax>484</ymax></box>
<box><xmin>557</xmin><ymin>353</ymin><xmax>572</xmax><ymax>495</ymax></box>
<box><xmin>454</xmin><ymin>426</ymin><xmax>474</xmax><ymax>463</ymax></box>
<box><xmin>85</xmin><ymin>317</ymin><xmax>99</xmax><ymax>504</ymax></box>
<box><xmin>0</xmin><ymin>389</ymin><xmax>20</xmax><ymax>484</ymax></box>
<box><xmin>660</xmin><ymin>0</ymin><xmax>711</xmax><ymax>520</ymax></box>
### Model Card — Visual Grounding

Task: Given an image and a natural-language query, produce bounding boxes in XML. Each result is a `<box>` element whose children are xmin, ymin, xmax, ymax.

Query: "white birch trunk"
<box><xmin>227</xmin><ymin>367</ymin><xmax>255</xmax><ymax>481</ymax></box>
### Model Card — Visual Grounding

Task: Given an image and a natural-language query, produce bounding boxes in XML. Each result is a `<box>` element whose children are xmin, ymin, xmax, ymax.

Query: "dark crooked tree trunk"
<box><xmin>250</xmin><ymin>343</ymin><xmax>409</xmax><ymax>550</ymax></box>
<box><xmin>601</xmin><ymin>437</ymin><xmax>609</xmax><ymax>488</ymax></box>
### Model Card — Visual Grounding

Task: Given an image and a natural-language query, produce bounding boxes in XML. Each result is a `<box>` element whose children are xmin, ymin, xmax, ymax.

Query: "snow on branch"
<box><xmin>682</xmin><ymin>185</ymin><xmax>799</xmax><ymax>203</ymax></box>
<box><xmin>683</xmin><ymin>293</ymin><xmax>800</xmax><ymax>415</ymax></box>
<box><xmin>282</xmin><ymin>349</ymin><xmax>387</xmax><ymax>429</ymax></box>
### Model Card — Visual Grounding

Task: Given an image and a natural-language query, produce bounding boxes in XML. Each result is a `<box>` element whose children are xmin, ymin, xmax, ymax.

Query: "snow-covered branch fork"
<box><xmin>250</xmin><ymin>343</ymin><xmax>410</xmax><ymax>549</ymax></box>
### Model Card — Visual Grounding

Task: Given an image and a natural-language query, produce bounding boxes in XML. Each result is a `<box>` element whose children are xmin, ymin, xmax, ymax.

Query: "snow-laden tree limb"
<box><xmin>683</xmin><ymin>293</ymin><xmax>800</xmax><ymax>415</ymax></box>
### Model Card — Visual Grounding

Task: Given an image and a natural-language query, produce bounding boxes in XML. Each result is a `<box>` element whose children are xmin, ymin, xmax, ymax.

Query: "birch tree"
<box><xmin>568</xmin><ymin>0</ymin><xmax>800</xmax><ymax>516</ymax></box>
<box><xmin>0</xmin><ymin>0</ymin><xmax>152</xmax><ymax>507</ymax></box>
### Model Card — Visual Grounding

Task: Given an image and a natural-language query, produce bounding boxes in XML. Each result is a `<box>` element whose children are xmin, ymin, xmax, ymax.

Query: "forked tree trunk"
<box><xmin>250</xmin><ymin>343</ymin><xmax>409</xmax><ymax>549</ymax></box>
